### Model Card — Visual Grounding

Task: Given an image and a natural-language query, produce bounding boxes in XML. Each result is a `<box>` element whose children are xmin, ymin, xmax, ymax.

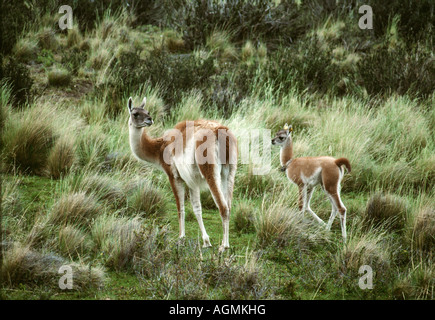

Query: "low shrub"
<box><xmin>13</xmin><ymin>38</ymin><xmax>38</xmax><ymax>63</ymax></box>
<box><xmin>1</xmin><ymin>107</ymin><xmax>56</xmax><ymax>175</ymax></box>
<box><xmin>48</xmin><ymin>192</ymin><xmax>101</xmax><ymax>228</ymax></box>
<box><xmin>233</xmin><ymin>201</ymin><xmax>256</xmax><ymax>233</ymax></box>
<box><xmin>46</xmin><ymin>136</ymin><xmax>76</xmax><ymax>179</ymax></box>
<box><xmin>1</xmin><ymin>243</ymin><xmax>104</xmax><ymax>290</ymax></box>
<box><xmin>363</xmin><ymin>193</ymin><xmax>408</xmax><ymax>231</ymax></box>
<box><xmin>128</xmin><ymin>181</ymin><xmax>167</xmax><ymax>217</ymax></box>
<box><xmin>409</xmin><ymin>206</ymin><xmax>435</xmax><ymax>253</ymax></box>
<box><xmin>48</xmin><ymin>68</ymin><xmax>72</xmax><ymax>87</ymax></box>
<box><xmin>2</xmin><ymin>58</ymin><xmax>33</xmax><ymax>105</ymax></box>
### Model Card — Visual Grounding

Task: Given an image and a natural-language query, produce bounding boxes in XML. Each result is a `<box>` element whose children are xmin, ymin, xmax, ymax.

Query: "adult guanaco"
<box><xmin>272</xmin><ymin>124</ymin><xmax>351</xmax><ymax>241</ymax></box>
<box><xmin>127</xmin><ymin>97</ymin><xmax>237</xmax><ymax>250</ymax></box>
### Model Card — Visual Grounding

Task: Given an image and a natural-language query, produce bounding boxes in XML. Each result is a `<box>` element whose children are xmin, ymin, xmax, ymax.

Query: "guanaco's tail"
<box><xmin>335</xmin><ymin>158</ymin><xmax>351</xmax><ymax>173</ymax></box>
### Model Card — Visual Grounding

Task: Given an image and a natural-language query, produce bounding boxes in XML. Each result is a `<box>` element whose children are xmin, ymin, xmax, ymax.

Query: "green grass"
<box><xmin>1</xmin><ymin>3</ymin><xmax>434</xmax><ymax>301</ymax></box>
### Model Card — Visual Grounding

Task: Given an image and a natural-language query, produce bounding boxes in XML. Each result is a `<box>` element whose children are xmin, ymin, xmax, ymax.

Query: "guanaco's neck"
<box><xmin>129</xmin><ymin>124</ymin><xmax>162</xmax><ymax>165</ymax></box>
<box><xmin>280</xmin><ymin>135</ymin><xmax>293</xmax><ymax>167</ymax></box>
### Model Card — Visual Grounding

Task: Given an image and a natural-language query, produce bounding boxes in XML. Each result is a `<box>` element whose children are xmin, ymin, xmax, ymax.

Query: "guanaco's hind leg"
<box><xmin>189</xmin><ymin>187</ymin><xmax>211</xmax><ymax>247</ymax></box>
<box><xmin>169</xmin><ymin>176</ymin><xmax>186</xmax><ymax>239</ymax></box>
<box><xmin>199</xmin><ymin>163</ymin><xmax>230</xmax><ymax>251</ymax></box>
<box><xmin>324</xmin><ymin>183</ymin><xmax>347</xmax><ymax>242</ymax></box>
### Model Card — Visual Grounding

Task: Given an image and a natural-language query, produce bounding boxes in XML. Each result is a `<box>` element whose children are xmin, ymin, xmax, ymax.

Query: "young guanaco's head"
<box><xmin>128</xmin><ymin>97</ymin><xmax>154</xmax><ymax>128</ymax></box>
<box><xmin>271</xmin><ymin>123</ymin><xmax>292</xmax><ymax>146</ymax></box>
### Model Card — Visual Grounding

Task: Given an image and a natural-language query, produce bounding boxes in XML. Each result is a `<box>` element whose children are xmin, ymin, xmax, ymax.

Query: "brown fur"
<box><xmin>272</xmin><ymin>126</ymin><xmax>350</xmax><ymax>241</ymax></box>
<box><xmin>129</xmin><ymin>106</ymin><xmax>237</xmax><ymax>249</ymax></box>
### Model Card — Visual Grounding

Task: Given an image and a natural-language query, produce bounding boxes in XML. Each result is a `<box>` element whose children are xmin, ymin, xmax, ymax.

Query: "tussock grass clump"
<box><xmin>92</xmin><ymin>215</ymin><xmax>142</xmax><ymax>270</ymax></box>
<box><xmin>48</xmin><ymin>67</ymin><xmax>72</xmax><ymax>86</ymax></box>
<box><xmin>233</xmin><ymin>200</ymin><xmax>256</xmax><ymax>233</ymax></box>
<box><xmin>255</xmin><ymin>201</ymin><xmax>328</xmax><ymax>248</ymax></box>
<box><xmin>336</xmin><ymin>224</ymin><xmax>393</xmax><ymax>274</ymax></box>
<box><xmin>0</xmin><ymin>81</ymin><xmax>12</xmax><ymax>140</ymax></box>
<box><xmin>144</xmin><ymin>242</ymin><xmax>269</xmax><ymax>299</ymax></box>
<box><xmin>164</xmin><ymin>30</ymin><xmax>186</xmax><ymax>53</ymax></box>
<box><xmin>131</xmin><ymin>224</ymin><xmax>173</xmax><ymax>277</ymax></box>
<box><xmin>46</xmin><ymin>136</ymin><xmax>76</xmax><ymax>179</ymax></box>
<box><xmin>13</xmin><ymin>38</ymin><xmax>38</xmax><ymax>62</ymax></box>
<box><xmin>129</xmin><ymin>181</ymin><xmax>167</xmax><ymax>217</ymax></box>
<box><xmin>76</xmin><ymin>125</ymin><xmax>110</xmax><ymax>169</ymax></box>
<box><xmin>393</xmin><ymin>263</ymin><xmax>435</xmax><ymax>300</ymax></box>
<box><xmin>235</xmin><ymin>167</ymin><xmax>278</xmax><ymax>198</ymax></box>
<box><xmin>172</xmin><ymin>91</ymin><xmax>204</xmax><ymax>122</ymax></box>
<box><xmin>58</xmin><ymin>225</ymin><xmax>91</xmax><ymax>258</ymax></box>
<box><xmin>364</xmin><ymin>193</ymin><xmax>408</xmax><ymax>231</ymax></box>
<box><xmin>1</xmin><ymin>107</ymin><xmax>56</xmax><ymax>175</ymax></box>
<box><xmin>80</xmin><ymin>99</ymin><xmax>107</xmax><ymax>124</ymax></box>
<box><xmin>200</xmin><ymin>192</ymin><xmax>217</xmax><ymax>210</ymax></box>
<box><xmin>90</xmin><ymin>47</ymin><xmax>111</xmax><ymax>70</ymax></box>
<box><xmin>48</xmin><ymin>192</ymin><xmax>101</xmax><ymax>228</ymax></box>
<box><xmin>1</xmin><ymin>243</ymin><xmax>104</xmax><ymax>290</ymax></box>
<box><xmin>1</xmin><ymin>176</ymin><xmax>23</xmax><ymax>227</ymax></box>
<box><xmin>409</xmin><ymin>206</ymin><xmax>435</xmax><ymax>253</ymax></box>
<box><xmin>66</xmin><ymin>27</ymin><xmax>82</xmax><ymax>48</ymax></box>
<box><xmin>241</xmin><ymin>40</ymin><xmax>255</xmax><ymax>63</ymax></box>
<box><xmin>76</xmin><ymin>173</ymin><xmax>126</xmax><ymax>205</ymax></box>
<box><xmin>37</xmin><ymin>27</ymin><xmax>58</xmax><ymax>50</ymax></box>
<box><xmin>206</xmin><ymin>30</ymin><xmax>237</xmax><ymax>62</ymax></box>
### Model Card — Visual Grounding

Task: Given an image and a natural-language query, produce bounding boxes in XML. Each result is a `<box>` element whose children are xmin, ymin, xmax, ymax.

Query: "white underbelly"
<box><xmin>172</xmin><ymin>138</ymin><xmax>208</xmax><ymax>190</ymax></box>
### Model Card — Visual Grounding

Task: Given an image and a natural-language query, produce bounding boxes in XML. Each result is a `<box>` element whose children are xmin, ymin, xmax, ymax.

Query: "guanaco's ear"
<box><xmin>138</xmin><ymin>97</ymin><xmax>147</xmax><ymax>109</ymax></box>
<box><xmin>128</xmin><ymin>97</ymin><xmax>133</xmax><ymax>114</ymax></box>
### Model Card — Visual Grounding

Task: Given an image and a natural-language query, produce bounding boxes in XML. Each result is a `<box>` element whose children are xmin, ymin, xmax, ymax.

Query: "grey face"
<box><xmin>271</xmin><ymin>125</ymin><xmax>292</xmax><ymax>146</ymax></box>
<box><xmin>128</xmin><ymin>97</ymin><xmax>153</xmax><ymax>128</ymax></box>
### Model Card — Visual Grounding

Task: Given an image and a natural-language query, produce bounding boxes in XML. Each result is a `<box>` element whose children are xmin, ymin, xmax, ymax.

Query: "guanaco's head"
<box><xmin>271</xmin><ymin>123</ymin><xmax>292</xmax><ymax>146</ymax></box>
<box><xmin>128</xmin><ymin>97</ymin><xmax>153</xmax><ymax>128</ymax></box>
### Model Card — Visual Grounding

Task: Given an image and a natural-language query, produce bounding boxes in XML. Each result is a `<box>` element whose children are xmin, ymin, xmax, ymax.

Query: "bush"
<box><xmin>76</xmin><ymin>126</ymin><xmax>110</xmax><ymax>169</ymax></box>
<box><xmin>58</xmin><ymin>225</ymin><xmax>91</xmax><ymax>258</ymax></box>
<box><xmin>108</xmin><ymin>48</ymin><xmax>215</xmax><ymax>108</ymax></box>
<box><xmin>233</xmin><ymin>201</ymin><xmax>256</xmax><ymax>233</ymax></box>
<box><xmin>92</xmin><ymin>215</ymin><xmax>143</xmax><ymax>270</ymax></box>
<box><xmin>1</xmin><ymin>107</ymin><xmax>56</xmax><ymax>175</ymax></box>
<box><xmin>182</xmin><ymin>0</ymin><xmax>307</xmax><ymax>49</ymax></box>
<box><xmin>13</xmin><ymin>38</ymin><xmax>38</xmax><ymax>63</ymax></box>
<box><xmin>128</xmin><ymin>181</ymin><xmax>167</xmax><ymax>217</ymax></box>
<box><xmin>1</xmin><ymin>243</ymin><xmax>104</xmax><ymax>290</ymax></box>
<box><xmin>48</xmin><ymin>68</ymin><xmax>72</xmax><ymax>86</ymax></box>
<box><xmin>37</xmin><ymin>27</ymin><xmax>58</xmax><ymax>50</ymax></box>
<box><xmin>61</xmin><ymin>47</ymin><xmax>88</xmax><ymax>76</ymax></box>
<box><xmin>73</xmin><ymin>173</ymin><xmax>126</xmax><ymax>205</ymax></box>
<box><xmin>359</xmin><ymin>45</ymin><xmax>435</xmax><ymax>98</ymax></box>
<box><xmin>363</xmin><ymin>193</ymin><xmax>408</xmax><ymax>231</ymax></box>
<box><xmin>2</xmin><ymin>58</ymin><xmax>33</xmax><ymax>106</ymax></box>
<box><xmin>255</xmin><ymin>201</ymin><xmax>328</xmax><ymax>248</ymax></box>
<box><xmin>409</xmin><ymin>207</ymin><xmax>435</xmax><ymax>253</ymax></box>
<box><xmin>46</xmin><ymin>136</ymin><xmax>75</xmax><ymax>179</ymax></box>
<box><xmin>48</xmin><ymin>192</ymin><xmax>101</xmax><ymax>228</ymax></box>
<box><xmin>335</xmin><ymin>225</ymin><xmax>392</xmax><ymax>275</ymax></box>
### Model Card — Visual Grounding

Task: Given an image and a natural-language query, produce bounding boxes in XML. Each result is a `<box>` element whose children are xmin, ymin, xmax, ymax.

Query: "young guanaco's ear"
<box><xmin>128</xmin><ymin>97</ymin><xmax>133</xmax><ymax>114</ymax></box>
<box><xmin>138</xmin><ymin>97</ymin><xmax>147</xmax><ymax>109</ymax></box>
<box><xmin>283</xmin><ymin>123</ymin><xmax>290</xmax><ymax>134</ymax></box>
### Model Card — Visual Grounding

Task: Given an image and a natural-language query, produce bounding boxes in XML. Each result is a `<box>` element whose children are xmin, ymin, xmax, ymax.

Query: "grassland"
<box><xmin>1</xmin><ymin>1</ymin><xmax>434</xmax><ymax>300</ymax></box>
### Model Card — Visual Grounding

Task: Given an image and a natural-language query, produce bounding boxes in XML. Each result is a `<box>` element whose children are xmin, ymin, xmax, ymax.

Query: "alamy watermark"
<box><xmin>58</xmin><ymin>5</ymin><xmax>73</xmax><ymax>30</ymax></box>
<box><xmin>358</xmin><ymin>265</ymin><xmax>373</xmax><ymax>290</ymax></box>
<box><xmin>359</xmin><ymin>5</ymin><xmax>373</xmax><ymax>30</ymax></box>
<box><xmin>58</xmin><ymin>265</ymin><xmax>73</xmax><ymax>290</ymax></box>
